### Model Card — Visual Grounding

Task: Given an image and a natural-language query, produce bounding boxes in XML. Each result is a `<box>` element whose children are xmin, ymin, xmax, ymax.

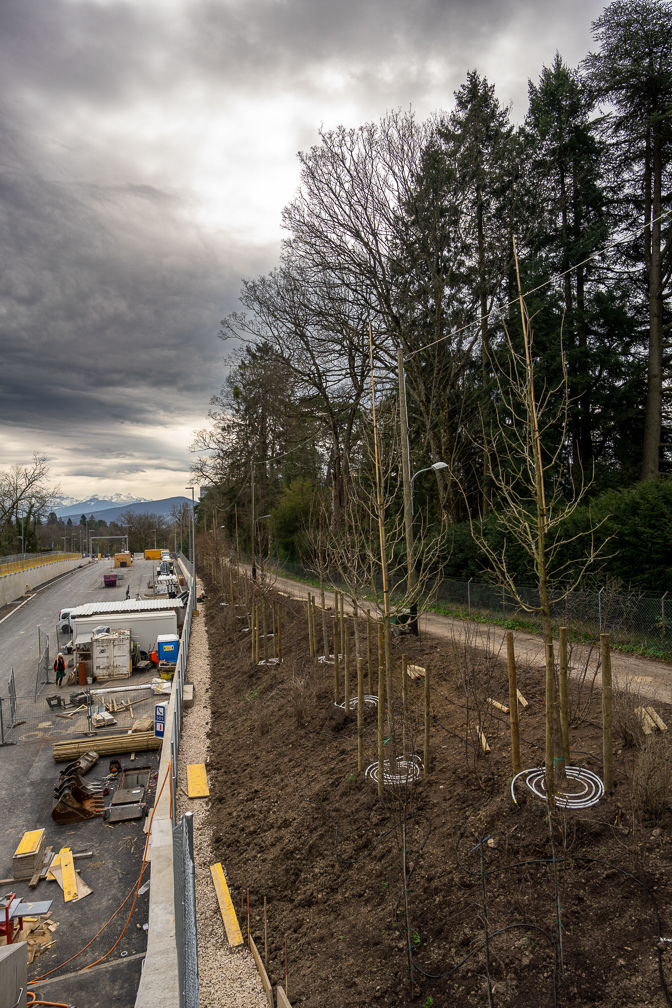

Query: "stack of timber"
<box><xmin>53</xmin><ymin>732</ymin><xmax>161</xmax><ymax>762</ymax></box>
<box><xmin>13</xmin><ymin>830</ymin><xmax>46</xmax><ymax>881</ymax></box>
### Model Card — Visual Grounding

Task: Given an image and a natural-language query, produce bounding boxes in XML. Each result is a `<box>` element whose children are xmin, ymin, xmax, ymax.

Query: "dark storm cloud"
<box><xmin>0</xmin><ymin>0</ymin><xmax>607</xmax><ymax>496</ymax></box>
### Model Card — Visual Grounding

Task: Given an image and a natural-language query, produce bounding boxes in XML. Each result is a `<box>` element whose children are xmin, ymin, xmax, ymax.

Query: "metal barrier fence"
<box><xmin>238</xmin><ymin>552</ymin><xmax>672</xmax><ymax>657</ymax></box>
<box><xmin>0</xmin><ymin>552</ymin><xmax>80</xmax><ymax>576</ymax></box>
<box><xmin>173</xmin><ymin>811</ymin><xmax>199</xmax><ymax>1008</ymax></box>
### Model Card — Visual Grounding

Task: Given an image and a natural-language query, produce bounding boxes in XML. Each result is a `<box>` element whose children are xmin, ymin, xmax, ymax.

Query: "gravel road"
<box><xmin>255</xmin><ymin>567</ymin><xmax>672</xmax><ymax>704</ymax></box>
<box><xmin>176</xmin><ymin>601</ymin><xmax>267</xmax><ymax>1008</ymax></box>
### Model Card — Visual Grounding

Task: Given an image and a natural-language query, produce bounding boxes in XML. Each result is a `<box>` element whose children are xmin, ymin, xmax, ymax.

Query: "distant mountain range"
<box><xmin>55</xmin><ymin>494</ymin><xmax>149</xmax><ymax>516</ymax></box>
<box><xmin>55</xmin><ymin>496</ymin><xmax>193</xmax><ymax>522</ymax></box>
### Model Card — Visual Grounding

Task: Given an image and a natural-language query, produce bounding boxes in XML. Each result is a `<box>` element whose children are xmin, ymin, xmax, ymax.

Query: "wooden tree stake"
<box><xmin>558</xmin><ymin>626</ymin><xmax>570</xmax><ymax>766</ymax></box>
<box><xmin>377</xmin><ymin>665</ymin><xmax>385</xmax><ymax>797</ymax></box>
<box><xmin>366</xmin><ymin>610</ymin><xmax>373</xmax><ymax>693</ymax></box>
<box><xmin>401</xmin><ymin>653</ymin><xmax>408</xmax><ymax>760</ymax></box>
<box><xmin>423</xmin><ymin>657</ymin><xmax>430</xmax><ymax>772</ymax></box>
<box><xmin>600</xmin><ymin>633</ymin><xmax>613</xmax><ymax>790</ymax></box>
<box><xmin>506</xmin><ymin>630</ymin><xmax>521</xmax><ymax>775</ymax></box>
<box><xmin>357</xmin><ymin>657</ymin><xmax>364</xmax><ymax>772</ymax></box>
<box><xmin>344</xmin><ymin>622</ymin><xmax>351</xmax><ymax>713</ymax></box>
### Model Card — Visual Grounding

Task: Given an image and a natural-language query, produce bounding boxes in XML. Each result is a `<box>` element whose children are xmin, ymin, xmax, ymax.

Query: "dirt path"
<box><xmin>255</xmin><ymin>567</ymin><xmax>672</xmax><ymax>704</ymax></box>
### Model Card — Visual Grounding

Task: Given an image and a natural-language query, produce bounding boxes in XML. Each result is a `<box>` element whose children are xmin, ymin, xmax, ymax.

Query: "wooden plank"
<box><xmin>276</xmin><ymin>986</ymin><xmax>291</xmax><ymax>1008</ymax></box>
<box><xmin>646</xmin><ymin>707</ymin><xmax>668</xmax><ymax>732</ymax></box>
<box><xmin>487</xmin><ymin>698</ymin><xmax>509</xmax><ymax>714</ymax></box>
<box><xmin>187</xmin><ymin>764</ymin><xmax>209</xmax><ymax>798</ymax></box>
<box><xmin>635</xmin><ymin>706</ymin><xmax>656</xmax><ymax>735</ymax></box>
<box><xmin>249</xmin><ymin>936</ymin><xmax>274</xmax><ymax>1008</ymax></box>
<box><xmin>47</xmin><ymin>864</ymin><xmax>92</xmax><ymax>901</ymax></box>
<box><xmin>15</xmin><ymin>829</ymin><xmax>45</xmax><ymax>857</ymax></box>
<box><xmin>59</xmin><ymin>849</ymin><xmax>78</xmax><ymax>903</ymax></box>
<box><xmin>210</xmin><ymin>863</ymin><xmax>243</xmax><ymax>948</ymax></box>
<box><xmin>516</xmin><ymin>689</ymin><xmax>529</xmax><ymax>708</ymax></box>
<box><xmin>29</xmin><ymin>846</ymin><xmax>52</xmax><ymax>888</ymax></box>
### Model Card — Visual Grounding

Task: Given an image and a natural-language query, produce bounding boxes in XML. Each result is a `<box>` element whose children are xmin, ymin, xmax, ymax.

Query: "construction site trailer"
<box><xmin>72</xmin><ymin>609</ymin><xmax>178</xmax><ymax>654</ymax></box>
<box><xmin>114</xmin><ymin>552</ymin><xmax>132</xmax><ymax>568</ymax></box>
<box><xmin>144</xmin><ymin>549</ymin><xmax>162</xmax><ymax>560</ymax></box>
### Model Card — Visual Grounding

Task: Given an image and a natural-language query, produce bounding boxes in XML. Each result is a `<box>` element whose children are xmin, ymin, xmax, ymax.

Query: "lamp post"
<box><xmin>185</xmin><ymin>487</ymin><xmax>196</xmax><ymax>590</ymax></box>
<box><xmin>152</xmin><ymin>528</ymin><xmax>156</xmax><ymax>549</ymax></box>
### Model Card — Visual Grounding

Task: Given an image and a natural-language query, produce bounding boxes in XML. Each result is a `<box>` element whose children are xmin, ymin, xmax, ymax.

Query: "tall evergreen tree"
<box><xmin>522</xmin><ymin>53</ymin><xmax>645</xmax><ymax>485</ymax></box>
<box><xmin>584</xmin><ymin>0</ymin><xmax>672</xmax><ymax>480</ymax></box>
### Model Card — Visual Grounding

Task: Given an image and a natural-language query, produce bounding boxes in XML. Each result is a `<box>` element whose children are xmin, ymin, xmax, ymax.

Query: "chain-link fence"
<box><xmin>173</xmin><ymin>811</ymin><xmax>199</xmax><ymax>1008</ymax></box>
<box><xmin>236</xmin><ymin>551</ymin><xmax>672</xmax><ymax>658</ymax></box>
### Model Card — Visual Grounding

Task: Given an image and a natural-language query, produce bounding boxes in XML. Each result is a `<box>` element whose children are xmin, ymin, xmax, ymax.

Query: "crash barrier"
<box><xmin>0</xmin><ymin>554</ymin><xmax>84</xmax><ymax>608</ymax></box>
<box><xmin>173</xmin><ymin>811</ymin><xmax>199</xmax><ymax>1008</ymax></box>
<box><xmin>135</xmin><ymin>568</ymin><xmax>196</xmax><ymax>1008</ymax></box>
<box><xmin>234</xmin><ymin>552</ymin><xmax>672</xmax><ymax>659</ymax></box>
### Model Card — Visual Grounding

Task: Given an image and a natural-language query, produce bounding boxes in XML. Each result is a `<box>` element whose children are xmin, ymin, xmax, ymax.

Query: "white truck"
<box><xmin>71</xmin><ymin>609</ymin><xmax>179</xmax><ymax>655</ymax></box>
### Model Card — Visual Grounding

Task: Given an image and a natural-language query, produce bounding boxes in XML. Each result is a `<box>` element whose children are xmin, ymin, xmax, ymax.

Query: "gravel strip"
<box><xmin>176</xmin><ymin>602</ymin><xmax>268</xmax><ymax>1008</ymax></box>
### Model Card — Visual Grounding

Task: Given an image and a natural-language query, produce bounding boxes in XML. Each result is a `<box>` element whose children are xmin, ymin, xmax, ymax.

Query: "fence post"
<box><xmin>662</xmin><ymin>592</ymin><xmax>668</xmax><ymax>640</ymax></box>
<box><xmin>467</xmin><ymin>578</ymin><xmax>473</xmax><ymax>616</ymax></box>
<box><xmin>598</xmin><ymin>586</ymin><xmax>604</xmax><ymax>633</ymax></box>
<box><xmin>0</xmin><ymin>697</ymin><xmax>4</xmax><ymax>746</ymax></box>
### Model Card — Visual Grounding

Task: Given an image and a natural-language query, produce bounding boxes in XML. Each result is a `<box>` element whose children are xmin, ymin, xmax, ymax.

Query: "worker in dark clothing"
<box><xmin>125</xmin><ymin>584</ymin><xmax>130</xmax><ymax>599</ymax></box>
<box><xmin>54</xmin><ymin>653</ymin><xmax>66</xmax><ymax>686</ymax></box>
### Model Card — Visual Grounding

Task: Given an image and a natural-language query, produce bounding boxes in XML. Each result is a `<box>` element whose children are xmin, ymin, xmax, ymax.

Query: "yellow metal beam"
<box><xmin>210</xmin><ymin>863</ymin><xmax>243</xmax><ymax>947</ymax></box>
<box><xmin>187</xmin><ymin>763</ymin><xmax>209</xmax><ymax>798</ymax></box>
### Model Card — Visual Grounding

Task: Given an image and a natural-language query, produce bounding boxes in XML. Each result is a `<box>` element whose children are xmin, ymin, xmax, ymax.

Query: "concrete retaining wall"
<box><xmin>0</xmin><ymin>557</ymin><xmax>86</xmax><ymax>608</ymax></box>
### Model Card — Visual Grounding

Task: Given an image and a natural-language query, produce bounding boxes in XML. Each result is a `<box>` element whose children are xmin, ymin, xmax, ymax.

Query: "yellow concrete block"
<box><xmin>210</xmin><ymin>863</ymin><xmax>243</xmax><ymax>947</ymax></box>
<box><xmin>187</xmin><ymin>763</ymin><xmax>209</xmax><ymax>798</ymax></box>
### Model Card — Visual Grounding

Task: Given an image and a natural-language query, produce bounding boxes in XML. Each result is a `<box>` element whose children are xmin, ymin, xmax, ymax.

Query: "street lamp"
<box><xmin>410</xmin><ymin>462</ymin><xmax>449</xmax><ymax>516</ymax></box>
<box><xmin>152</xmin><ymin>528</ymin><xmax>156</xmax><ymax>549</ymax></box>
<box><xmin>185</xmin><ymin>487</ymin><xmax>196</xmax><ymax>590</ymax></box>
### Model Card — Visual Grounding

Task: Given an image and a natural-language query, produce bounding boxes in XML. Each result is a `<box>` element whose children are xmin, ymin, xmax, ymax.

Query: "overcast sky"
<box><xmin>0</xmin><ymin>0</ymin><xmax>608</xmax><ymax>503</ymax></box>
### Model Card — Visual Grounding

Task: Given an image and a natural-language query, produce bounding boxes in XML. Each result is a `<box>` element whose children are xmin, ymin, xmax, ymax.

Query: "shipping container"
<box><xmin>144</xmin><ymin>549</ymin><xmax>162</xmax><ymax>560</ymax></box>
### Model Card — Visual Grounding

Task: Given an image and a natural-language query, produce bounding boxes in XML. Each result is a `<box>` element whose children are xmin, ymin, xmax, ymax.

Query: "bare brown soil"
<box><xmin>203</xmin><ymin>571</ymin><xmax>672</xmax><ymax>1008</ymax></box>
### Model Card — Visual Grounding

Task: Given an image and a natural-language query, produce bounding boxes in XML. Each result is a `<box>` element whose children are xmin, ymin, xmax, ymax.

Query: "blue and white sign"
<box><xmin>154</xmin><ymin>701</ymin><xmax>168</xmax><ymax>738</ymax></box>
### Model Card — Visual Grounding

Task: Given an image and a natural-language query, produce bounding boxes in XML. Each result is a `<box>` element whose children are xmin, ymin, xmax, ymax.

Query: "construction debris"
<box><xmin>52</xmin><ymin>751</ymin><xmax>105</xmax><ymax>823</ymax></box>
<box><xmin>406</xmin><ymin>665</ymin><xmax>426</xmax><ymax>680</ymax></box>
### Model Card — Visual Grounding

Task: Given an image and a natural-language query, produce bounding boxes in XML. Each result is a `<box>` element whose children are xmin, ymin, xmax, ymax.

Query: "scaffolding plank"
<box><xmin>59</xmin><ymin>848</ymin><xmax>78</xmax><ymax>903</ymax></box>
<box><xmin>210</xmin><ymin>862</ymin><xmax>243</xmax><ymax>948</ymax></box>
<box><xmin>187</xmin><ymin>764</ymin><xmax>209</xmax><ymax>798</ymax></box>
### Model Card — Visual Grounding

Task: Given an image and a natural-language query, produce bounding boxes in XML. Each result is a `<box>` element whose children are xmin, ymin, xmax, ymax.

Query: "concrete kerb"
<box><xmin>134</xmin><ymin>559</ymin><xmax>193</xmax><ymax>1008</ymax></box>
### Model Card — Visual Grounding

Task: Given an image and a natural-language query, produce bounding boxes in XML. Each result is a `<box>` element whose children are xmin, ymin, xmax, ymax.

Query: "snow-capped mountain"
<box><xmin>54</xmin><ymin>495</ymin><xmax>150</xmax><ymax>517</ymax></box>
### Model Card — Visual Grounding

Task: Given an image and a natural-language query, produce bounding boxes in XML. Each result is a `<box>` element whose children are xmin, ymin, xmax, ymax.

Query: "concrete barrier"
<box><xmin>0</xmin><ymin>557</ymin><xmax>85</xmax><ymax>608</ymax></box>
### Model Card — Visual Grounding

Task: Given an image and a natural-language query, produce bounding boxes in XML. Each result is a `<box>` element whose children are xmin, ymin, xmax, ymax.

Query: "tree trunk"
<box><xmin>641</xmin><ymin>123</ymin><xmax>664</xmax><ymax>481</ymax></box>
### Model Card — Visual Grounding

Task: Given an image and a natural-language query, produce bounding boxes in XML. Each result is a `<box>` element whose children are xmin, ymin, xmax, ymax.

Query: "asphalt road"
<box><xmin>0</xmin><ymin>556</ymin><xmax>161</xmax><ymax>1008</ymax></box>
<box><xmin>0</xmin><ymin>557</ymin><xmax>156</xmax><ymax>702</ymax></box>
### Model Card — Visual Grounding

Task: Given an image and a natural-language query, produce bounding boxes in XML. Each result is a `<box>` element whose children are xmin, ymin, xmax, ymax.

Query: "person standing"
<box><xmin>54</xmin><ymin>653</ymin><xmax>66</xmax><ymax>686</ymax></box>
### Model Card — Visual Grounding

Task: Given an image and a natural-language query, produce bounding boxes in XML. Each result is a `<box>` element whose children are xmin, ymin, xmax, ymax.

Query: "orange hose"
<box><xmin>29</xmin><ymin>763</ymin><xmax>171</xmax><ymax>984</ymax></box>
<box><xmin>27</xmin><ymin>994</ymin><xmax>70</xmax><ymax>1007</ymax></box>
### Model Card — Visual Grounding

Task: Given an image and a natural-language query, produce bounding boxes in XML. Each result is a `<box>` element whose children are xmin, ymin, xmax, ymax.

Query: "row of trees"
<box><xmin>37</xmin><ymin>503</ymin><xmax>194</xmax><ymax>556</ymax></box>
<box><xmin>193</xmin><ymin>1</ymin><xmax>672</xmax><ymax>593</ymax></box>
